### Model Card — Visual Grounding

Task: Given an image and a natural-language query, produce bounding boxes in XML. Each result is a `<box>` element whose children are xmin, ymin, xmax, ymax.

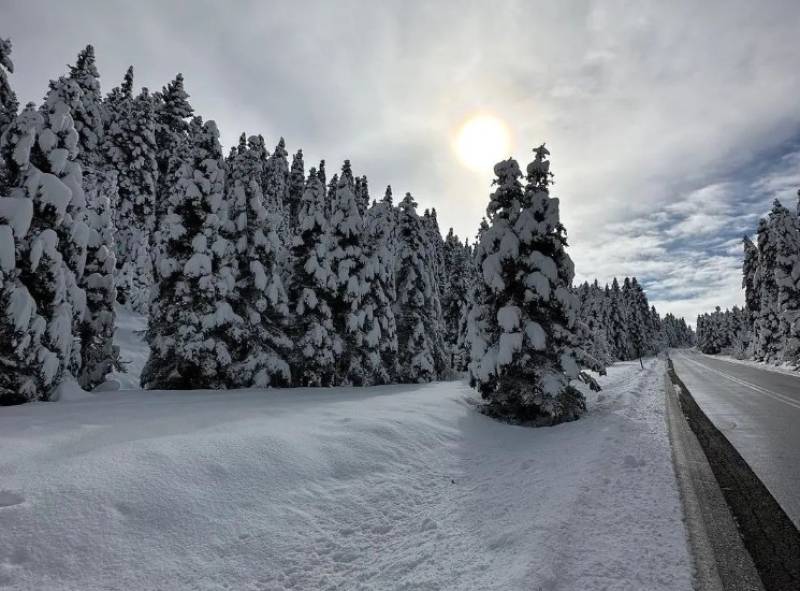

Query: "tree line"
<box><xmin>696</xmin><ymin>196</ymin><xmax>800</xmax><ymax>367</ymax></box>
<box><xmin>0</xmin><ymin>41</ymin><xmax>693</xmax><ymax>423</ymax></box>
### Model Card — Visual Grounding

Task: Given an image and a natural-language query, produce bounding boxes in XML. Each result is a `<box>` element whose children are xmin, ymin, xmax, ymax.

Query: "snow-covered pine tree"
<box><xmin>104</xmin><ymin>73</ymin><xmax>159</xmax><ymax>312</ymax></box>
<box><xmin>263</xmin><ymin>137</ymin><xmax>290</xmax><ymax>241</ymax></box>
<box><xmin>287</xmin><ymin>148</ymin><xmax>304</xmax><ymax>231</ymax></box>
<box><xmin>468</xmin><ymin>147</ymin><xmax>603</xmax><ymax>424</ymax></box>
<box><xmin>394</xmin><ymin>192</ymin><xmax>439</xmax><ymax>382</ymax></box>
<box><xmin>742</xmin><ymin>235</ymin><xmax>759</xmax><ymax>324</ymax></box>
<box><xmin>421</xmin><ymin>207</ymin><xmax>449</xmax><ymax>376</ymax></box>
<box><xmin>325</xmin><ymin>172</ymin><xmax>337</xmax><ymax>221</ymax></box>
<box><xmin>771</xmin><ymin>199</ymin><xmax>800</xmax><ymax>366</ymax></box>
<box><xmin>142</xmin><ymin>118</ymin><xmax>242</xmax><ymax>389</ymax></box>
<box><xmin>364</xmin><ymin>184</ymin><xmax>399</xmax><ymax>382</ymax></box>
<box><xmin>78</xmin><ymin>168</ymin><xmax>118</xmax><ymax>389</ymax></box>
<box><xmin>575</xmin><ymin>280</ymin><xmax>613</xmax><ymax>368</ymax></box>
<box><xmin>40</xmin><ymin>80</ymin><xmax>92</xmax><ymax>377</ymax></box>
<box><xmin>441</xmin><ymin>228</ymin><xmax>471</xmax><ymax>370</ymax></box>
<box><xmin>64</xmin><ymin>45</ymin><xmax>105</xmax><ymax>172</ymax></box>
<box><xmin>327</xmin><ymin>161</ymin><xmax>390</xmax><ymax>385</ymax></box>
<box><xmin>0</xmin><ymin>37</ymin><xmax>18</xmax><ymax>172</ymax></box>
<box><xmin>753</xmin><ymin>207</ymin><xmax>781</xmax><ymax>362</ymax></box>
<box><xmin>317</xmin><ymin>159</ymin><xmax>326</xmax><ymax>193</ymax></box>
<box><xmin>287</xmin><ymin>166</ymin><xmax>338</xmax><ymax>386</ymax></box>
<box><xmin>0</xmin><ymin>102</ymin><xmax>84</xmax><ymax>401</ymax></box>
<box><xmin>56</xmin><ymin>46</ymin><xmax>120</xmax><ymax>387</ymax></box>
<box><xmin>606</xmin><ymin>278</ymin><xmax>628</xmax><ymax>360</ymax></box>
<box><xmin>228</xmin><ymin>134</ymin><xmax>291</xmax><ymax>387</ymax></box>
<box><xmin>662</xmin><ymin>313</ymin><xmax>694</xmax><ymax>348</ymax></box>
<box><xmin>355</xmin><ymin>175</ymin><xmax>370</xmax><ymax>217</ymax></box>
<box><xmin>626</xmin><ymin>277</ymin><xmax>653</xmax><ymax>365</ymax></box>
<box><xmin>154</xmin><ymin>74</ymin><xmax>193</xmax><ymax>220</ymax></box>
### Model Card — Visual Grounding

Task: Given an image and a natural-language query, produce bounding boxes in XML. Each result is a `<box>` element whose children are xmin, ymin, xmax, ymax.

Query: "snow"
<box><xmin>0</xmin><ymin>357</ymin><xmax>692</xmax><ymax>590</ymax></box>
<box><xmin>0</xmin><ymin>225</ymin><xmax>13</xmax><ymax>272</ymax></box>
<box><xmin>36</xmin><ymin>173</ymin><xmax>72</xmax><ymax>218</ymax></box>
<box><xmin>105</xmin><ymin>308</ymin><xmax>149</xmax><ymax>389</ymax></box>
<box><xmin>0</xmin><ymin>197</ymin><xmax>33</xmax><ymax>238</ymax></box>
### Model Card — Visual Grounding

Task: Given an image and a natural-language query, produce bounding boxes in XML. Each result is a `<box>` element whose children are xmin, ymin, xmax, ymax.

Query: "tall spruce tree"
<box><xmin>328</xmin><ymin>161</ymin><xmax>389</xmax><ymax>385</ymax></box>
<box><xmin>78</xmin><ymin>168</ymin><xmax>118</xmax><ymax>389</ymax></box>
<box><xmin>0</xmin><ymin>37</ymin><xmax>18</xmax><ymax>180</ymax></box>
<box><xmin>468</xmin><ymin>147</ymin><xmax>602</xmax><ymax>424</ymax></box>
<box><xmin>607</xmin><ymin>278</ymin><xmax>628</xmax><ymax>360</ymax></box>
<box><xmin>230</xmin><ymin>134</ymin><xmax>292</xmax><ymax>387</ymax></box>
<box><xmin>771</xmin><ymin>200</ymin><xmax>800</xmax><ymax>366</ymax></box>
<box><xmin>142</xmin><ymin>118</ymin><xmax>243</xmax><ymax>388</ymax></box>
<box><xmin>287</xmin><ymin>167</ymin><xmax>338</xmax><ymax>386</ymax></box>
<box><xmin>154</xmin><ymin>74</ymin><xmax>193</xmax><ymax>220</ymax></box>
<box><xmin>263</xmin><ymin>137</ymin><xmax>290</xmax><ymax>241</ymax></box>
<box><xmin>365</xmin><ymin>187</ymin><xmax>400</xmax><ymax>380</ymax></box>
<box><xmin>287</xmin><ymin>148</ymin><xmax>304</xmax><ymax>231</ymax></box>
<box><xmin>104</xmin><ymin>73</ymin><xmax>159</xmax><ymax>312</ymax></box>
<box><xmin>394</xmin><ymin>192</ymin><xmax>439</xmax><ymax>382</ymax></box>
<box><xmin>0</xmin><ymin>102</ymin><xmax>85</xmax><ymax>401</ymax></box>
<box><xmin>441</xmin><ymin>228</ymin><xmax>471</xmax><ymax>370</ymax></box>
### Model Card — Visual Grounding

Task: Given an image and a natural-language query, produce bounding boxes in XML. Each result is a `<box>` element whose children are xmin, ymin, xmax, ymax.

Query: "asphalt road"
<box><xmin>670</xmin><ymin>349</ymin><xmax>800</xmax><ymax>529</ymax></box>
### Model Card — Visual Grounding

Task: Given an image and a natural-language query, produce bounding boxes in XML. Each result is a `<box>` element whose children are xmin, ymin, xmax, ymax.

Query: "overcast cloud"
<box><xmin>4</xmin><ymin>0</ymin><xmax>800</xmax><ymax>324</ymax></box>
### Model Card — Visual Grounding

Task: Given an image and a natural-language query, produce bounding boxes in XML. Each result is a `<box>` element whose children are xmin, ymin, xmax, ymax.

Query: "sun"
<box><xmin>453</xmin><ymin>114</ymin><xmax>512</xmax><ymax>172</ymax></box>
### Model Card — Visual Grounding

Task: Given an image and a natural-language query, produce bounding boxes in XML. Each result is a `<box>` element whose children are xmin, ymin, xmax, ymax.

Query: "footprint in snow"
<box><xmin>0</xmin><ymin>491</ymin><xmax>24</xmax><ymax>508</ymax></box>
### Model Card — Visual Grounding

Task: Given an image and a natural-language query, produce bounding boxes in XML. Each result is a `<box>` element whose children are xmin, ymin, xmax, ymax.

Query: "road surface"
<box><xmin>670</xmin><ymin>349</ymin><xmax>800</xmax><ymax>529</ymax></box>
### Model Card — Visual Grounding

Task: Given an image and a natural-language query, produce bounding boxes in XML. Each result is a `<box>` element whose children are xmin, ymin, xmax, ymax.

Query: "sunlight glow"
<box><xmin>453</xmin><ymin>114</ymin><xmax>513</xmax><ymax>173</ymax></box>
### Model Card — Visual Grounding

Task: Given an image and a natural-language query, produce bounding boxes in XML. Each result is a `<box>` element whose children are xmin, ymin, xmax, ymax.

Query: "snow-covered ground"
<box><xmin>0</xmin><ymin>352</ymin><xmax>693</xmax><ymax>590</ymax></box>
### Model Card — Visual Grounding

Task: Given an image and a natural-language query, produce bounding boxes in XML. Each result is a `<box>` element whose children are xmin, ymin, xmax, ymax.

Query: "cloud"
<box><xmin>3</xmin><ymin>0</ymin><xmax>800</xmax><ymax>324</ymax></box>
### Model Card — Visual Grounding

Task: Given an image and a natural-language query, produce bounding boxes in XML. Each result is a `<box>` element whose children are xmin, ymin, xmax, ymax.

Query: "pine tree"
<box><xmin>229</xmin><ymin>134</ymin><xmax>291</xmax><ymax>387</ymax></box>
<box><xmin>753</xmin><ymin>207</ymin><xmax>781</xmax><ymax>362</ymax></box>
<box><xmin>0</xmin><ymin>102</ymin><xmax>84</xmax><ymax>401</ymax></box>
<box><xmin>40</xmin><ymin>80</ymin><xmax>91</xmax><ymax>377</ymax></box>
<box><xmin>104</xmin><ymin>72</ymin><xmax>158</xmax><ymax>312</ymax></box>
<box><xmin>327</xmin><ymin>161</ymin><xmax>390</xmax><ymax>385</ymax></box>
<box><xmin>65</xmin><ymin>45</ymin><xmax>105</xmax><ymax>172</ymax></box>
<box><xmin>394</xmin><ymin>192</ymin><xmax>439</xmax><ymax>382</ymax></box>
<box><xmin>421</xmin><ymin>207</ymin><xmax>449</xmax><ymax>376</ymax></box>
<box><xmin>742</xmin><ymin>235</ymin><xmax>759</xmax><ymax>323</ymax></box>
<box><xmin>154</xmin><ymin>74</ymin><xmax>193</xmax><ymax>220</ymax></box>
<box><xmin>468</xmin><ymin>147</ymin><xmax>603</xmax><ymax>424</ymax></box>
<box><xmin>58</xmin><ymin>46</ymin><xmax>120</xmax><ymax>386</ymax></box>
<box><xmin>263</xmin><ymin>137</ymin><xmax>290</xmax><ymax>241</ymax></box>
<box><xmin>441</xmin><ymin>228</ymin><xmax>470</xmax><ymax>370</ymax></box>
<box><xmin>287</xmin><ymin>148</ymin><xmax>304</xmax><ymax>231</ymax></box>
<box><xmin>0</xmin><ymin>37</ymin><xmax>19</xmax><ymax>166</ymax></box>
<box><xmin>364</xmin><ymin>186</ymin><xmax>399</xmax><ymax>382</ymax></box>
<box><xmin>287</xmin><ymin>167</ymin><xmax>337</xmax><ymax>386</ymax></box>
<box><xmin>606</xmin><ymin>278</ymin><xmax>628</xmax><ymax>360</ymax></box>
<box><xmin>355</xmin><ymin>175</ymin><xmax>370</xmax><ymax>217</ymax></box>
<box><xmin>771</xmin><ymin>199</ymin><xmax>800</xmax><ymax>366</ymax></box>
<box><xmin>142</xmin><ymin>118</ymin><xmax>243</xmax><ymax>388</ymax></box>
<box><xmin>78</xmin><ymin>169</ymin><xmax>118</xmax><ymax>389</ymax></box>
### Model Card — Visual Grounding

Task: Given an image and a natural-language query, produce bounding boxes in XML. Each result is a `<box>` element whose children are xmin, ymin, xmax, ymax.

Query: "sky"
<box><xmin>3</xmin><ymin>0</ymin><xmax>800</xmax><ymax>324</ymax></box>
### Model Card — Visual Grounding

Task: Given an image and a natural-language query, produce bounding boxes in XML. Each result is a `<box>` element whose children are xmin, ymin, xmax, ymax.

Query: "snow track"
<box><xmin>0</xmin><ymin>359</ymin><xmax>692</xmax><ymax>590</ymax></box>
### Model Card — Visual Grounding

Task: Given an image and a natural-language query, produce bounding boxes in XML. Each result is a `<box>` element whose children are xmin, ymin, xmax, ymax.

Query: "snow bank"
<box><xmin>0</xmin><ymin>359</ymin><xmax>692</xmax><ymax>590</ymax></box>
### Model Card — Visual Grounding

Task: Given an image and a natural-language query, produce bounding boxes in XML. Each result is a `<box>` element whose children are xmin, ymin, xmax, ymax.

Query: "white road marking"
<box><xmin>674</xmin><ymin>352</ymin><xmax>800</xmax><ymax>411</ymax></box>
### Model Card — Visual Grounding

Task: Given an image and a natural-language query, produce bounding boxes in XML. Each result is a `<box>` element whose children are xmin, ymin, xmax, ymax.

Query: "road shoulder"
<box><xmin>665</xmin><ymin>366</ymin><xmax>764</xmax><ymax>591</ymax></box>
